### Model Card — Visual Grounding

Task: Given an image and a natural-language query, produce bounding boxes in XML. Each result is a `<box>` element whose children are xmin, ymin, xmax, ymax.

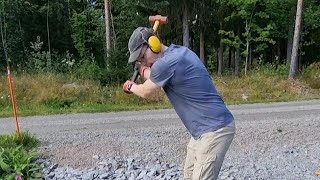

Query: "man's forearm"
<box><xmin>130</xmin><ymin>84</ymin><xmax>148</xmax><ymax>98</ymax></box>
<box><xmin>130</xmin><ymin>78</ymin><xmax>160</xmax><ymax>99</ymax></box>
<box><xmin>130</xmin><ymin>81</ymin><xmax>152</xmax><ymax>98</ymax></box>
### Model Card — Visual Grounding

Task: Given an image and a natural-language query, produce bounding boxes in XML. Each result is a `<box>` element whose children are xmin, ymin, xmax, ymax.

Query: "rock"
<box><xmin>115</xmin><ymin>168</ymin><xmax>125</xmax><ymax>174</ymax></box>
<box><xmin>127</xmin><ymin>158</ymin><xmax>134</xmax><ymax>166</ymax></box>
<box><xmin>82</xmin><ymin>171</ymin><xmax>95</xmax><ymax>180</ymax></box>
<box><xmin>137</xmin><ymin>170</ymin><xmax>147</xmax><ymax>179</ymax></box>
<box><xmin>49</xmin><ymin>163</ymin><xmax>59</xmax><ymax>171</ymax></box>
<box><xmin>93</xmin><ymin>155</ymin><xmax>100</xmax><ymax>160</ymax></box>
<box><xmin>100</xmin><ymin>172</ymin><xmax>111</xmax><ymax>179</ymax></box>
<box><xmin>45</xmin><ymin>172</ymin><xmax>55</xmax><ymax>179</ymax></box>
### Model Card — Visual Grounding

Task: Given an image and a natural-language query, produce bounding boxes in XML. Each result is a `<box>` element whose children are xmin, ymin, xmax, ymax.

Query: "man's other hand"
<box><xmin>123</xmin><ymin>80</ymin><xmax>135</xmax><ymax>94</ymax></box>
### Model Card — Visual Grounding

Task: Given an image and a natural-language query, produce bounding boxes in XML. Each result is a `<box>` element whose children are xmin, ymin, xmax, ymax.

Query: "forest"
<box><xmin>0</xmin><ymin>0</ymin><xmax>319</xmax><ymax>85</ymax></box>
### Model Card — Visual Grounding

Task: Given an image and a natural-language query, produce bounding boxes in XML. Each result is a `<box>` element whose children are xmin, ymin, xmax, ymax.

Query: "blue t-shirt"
<box><xmin>150</xmin><ymin>44</ymin><xmax>234</xmax><ymax>139</ymax></box>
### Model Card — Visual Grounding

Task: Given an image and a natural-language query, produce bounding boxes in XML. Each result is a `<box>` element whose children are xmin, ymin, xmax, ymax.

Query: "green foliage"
<box><xmin>253</xmin><ymin>63</ymin><xmax>289</xmax><ymax>76</ymax></box>
<box><xmin>0</xmin><ymin>132</ymin><xmax>41</xmax><ymax>180</ymax></box>
<box><xmin>103</xmin><ymin>48</ymin><xmax>132</xmax><ymax>84</ymax></box>
<box><xmin>301</xmin><ymin>62</ymin><xmax>320</xmax><ymax>89</ymax></box>
<box><xmin>27</xmin><ymin>36</ymin><xmax>50</xmax><ymax>72</ymax></box>
<box><xmin>0</xmin><ymin>146</ymin><xmax>42</xmax><ymax>180</ymax></box>
<box><xmin>58</xmin><ymin>50</ymin><xmax>76</xmax><ymax>73</ymax></box>
<box><xmin>73</xmin><ymin>57</ymin><xmax>103</xmax><ymax>81</ymax></box>
<box><xmin>0</xmin><ymin>0</ymin><xmax>319</xmax><ymax>82</ymax></box>
<box><xmin>70</xmin><ymin>5</ymin><xmax>105</xmax><ymax>64</ymax></box>
<box><xmin>0</xmin><ymin>132</ymin><xmax>39</xmax><ymax>152</ymax></box>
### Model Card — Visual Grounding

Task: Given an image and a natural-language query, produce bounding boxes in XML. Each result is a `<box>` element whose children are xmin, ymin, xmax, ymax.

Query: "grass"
<box><xmin>215</xmin><ymin>72</ymin><xmax>319</xmax><ymax>105</ymax></box>
<box><xmin>0</xmin><ymin>132</ymin><xmax>39</xmax><ymax>151</ymax></box>
<box><xmin>0</xmin><ymin>64</ymin><xmax>319</xmax><ymax>117</ymax></box>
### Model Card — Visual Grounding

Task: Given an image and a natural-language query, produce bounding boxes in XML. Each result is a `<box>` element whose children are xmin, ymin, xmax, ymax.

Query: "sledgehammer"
<box><xmin>149</xmin><ymin>15</ymin><xmax>168</xmax><ymax>32</ymax></box>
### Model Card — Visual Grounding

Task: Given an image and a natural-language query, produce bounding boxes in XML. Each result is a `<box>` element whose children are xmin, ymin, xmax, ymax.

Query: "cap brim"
<box><xmin>128</xmin><ymin>46</ymin><xmax>142</xmax><ymax>64</ymax></box>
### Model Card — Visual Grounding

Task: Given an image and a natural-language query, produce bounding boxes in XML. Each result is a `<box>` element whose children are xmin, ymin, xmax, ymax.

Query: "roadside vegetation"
<box><xmin>0</xmin><ymin>63</ymin><xmax>319</xmax><ymax>118</ymax></box>
<box><xmin>0</xmin><ymin>132</ymin><xmax>41</xmax><ymax>180</ymax></box>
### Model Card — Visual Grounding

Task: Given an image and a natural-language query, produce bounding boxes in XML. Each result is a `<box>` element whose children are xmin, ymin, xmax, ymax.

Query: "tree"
<box><xmin>182</xmin><ymin>0</ymin><xmax>190</xmax><ymax>48</ymax></box>
<box><xmin>1</xmin><ymin>0</ymin><xmax>319</xmax><ymax>83</ymax></box>
<box><xmin>286</xmin><ymin>6</ymin><xmax>296</xmax><ymax>65</ymax></box>
<box><xmin>104</xmin><ymin>0</ymin><xmax>111</xmax><ymax>62</ymax></box>
<box><xmin>46</xmin><ymin>0</ymin><xmax>52</xmax><ymax>71</ymax></box>
<box><xmin>289</xmin><ymin>0</ymin><xmax>303</xmax><ymax>79</ymax></box>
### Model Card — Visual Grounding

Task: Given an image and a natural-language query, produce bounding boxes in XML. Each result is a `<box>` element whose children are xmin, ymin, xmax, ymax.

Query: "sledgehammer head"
<box><xmin>149</xmin><ymin>15</ymin><xmax>168</xmax><ymax>24</ymax></box>
<box><xmin>149</xmin><ymin>15</ymin><xmax>168</xmax><ymax>32</ymax></box>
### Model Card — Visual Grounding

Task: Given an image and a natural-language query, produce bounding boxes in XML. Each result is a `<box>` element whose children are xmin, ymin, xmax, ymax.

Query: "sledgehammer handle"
<box><xmin>153</xmin><ymin>21</ymin><xmax>160</xmax><ymax>32</ymax></box>
<box><xmin>130</xmin><ymin>63</ymin><xmax>140</xmax><ymax>82</ymax></box>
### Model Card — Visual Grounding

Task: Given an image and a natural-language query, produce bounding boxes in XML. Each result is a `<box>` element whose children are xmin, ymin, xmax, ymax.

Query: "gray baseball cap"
<box><xmin>128</xmin><ymin>27</ymin><xmax>154</xmax><ymax>63</ymax></box>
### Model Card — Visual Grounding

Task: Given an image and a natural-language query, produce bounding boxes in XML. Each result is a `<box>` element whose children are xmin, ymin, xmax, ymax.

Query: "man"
<box><xmin>123</xmin><ymin>27</ymin><xmax>235</xmax><ymax>180</ymax></box>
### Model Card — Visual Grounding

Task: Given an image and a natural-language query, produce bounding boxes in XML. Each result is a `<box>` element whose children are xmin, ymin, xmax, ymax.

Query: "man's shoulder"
<box><xmin>168</xmin><ymin>44</ymin><xmax>188</xmax><ymax>52</ymax></box>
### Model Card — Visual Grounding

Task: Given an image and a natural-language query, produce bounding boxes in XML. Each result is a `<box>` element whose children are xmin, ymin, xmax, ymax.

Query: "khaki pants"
<box><xmin>184</xmin><ymin>122</ymin><xmax>235</xmax><ymax>180</ymax></box>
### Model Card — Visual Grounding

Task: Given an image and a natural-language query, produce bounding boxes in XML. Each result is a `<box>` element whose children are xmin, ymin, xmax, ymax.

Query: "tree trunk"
<box><xmin>216</xmin><ymin>48</ymin><xmax>219</xmax><ymax>73</ymax></box>
<box><xmin>235</xmin><ymin>47</ymin><xmax>240</xmax><ymax>76</ymax></box>
<box><xmin>289</xmin><ymin>0</ymin><xmax>303</xmax><ymax>79</ymax></box>
<box><xmin>298</xmin><ymin>48</ymin><xmax>302</xmax><ymax>70</ymax></box>
<box><xmin>218</xmin><ymin>22</ymin><xmax>223</xmax><ymax>75</ymax></box>
<box><xmin>271</xmin><ymin>45</ymin><xmax>274</xmax><ymax>64</ymax></box>
<box><xmin>18</xmin><ymin>18</ymin><xmax>26</xmax><ymax>59</ymax></box>
<box><xmin>235</xmin><ymin>25</ymin><xmax>241</xmax><ymax>76</ymax></box>
<box><xmin>286</xmin><ymin>7</ymin><xmax>295</xmax><ymax>66</ymax></box>
<box><xmin>105</xmin><ymin>0</ymin><xmax>111</xmax><ymax>62</ymax></box>
<box><xmin>182</xmin><ymin>0</ymin><xmax>189</xmax><ymax>48</ymax></box>
<box><xmin>218</xmin><ymin>42</ymin><xmax>223</xmax><ymax>75</ymax></box>
<box><xmin>190</xmin><ymin>31</ymin><xmax>195</xmax><ymax>51</ymax></box>
<box><xmin>0</xmin><ymin>15</ymin><xmax>9</xmax><ymax>65</ymax></box>
<box><xmin>109</xmin><ymin>1</ymin><xmax>116</xmax><ymax>49</ymax></box>
<box><xmin>67</xmin><ymin>0</ymin><xmax>71</xmax><ymax>18</ymax></box>
<box><xmin>231</xmin><ymin>47</ymin><xmax>235</xmax><ymax>71</ymax></box>
<box><xmin>249</xmin><ymin>46</ymin><xmax>252</xmax><ymax>68</ymax></box>
<box><xmin>277</xmin><ymin>39</ymin><xmax>281</xmax><ymax>65</ymax></box>
<box><xmin>204</xmin><ymin>44</ymin><xmax>208</xmax><ymax>67</ymax></box>
<box><xmin>14</xmin><ymin>0</ymin><xmax>26</xmax><ymax>58</ymax></box>
<box><xmin>200</xmin><ymin>30</ymin><xmax>205</xmax><ymax>64</ymax></box>
<box><xmin>228</xmin><ymin>47</ymin><xmax>231</xmax><ymax>69</ymax></box>
<box><xmin>46</xmin><ymin>0</ymin><xmax>51</xmax><ymax>71</ymax></box>
<box><xmin>2</xmin><ymin>6</ymin><xmax>7</xmax><ymax>42</ymax></box>
<box><xmin>245</xmin><ymin>20</ymin><xmax>249</xmax><ymax>76</ymax></box>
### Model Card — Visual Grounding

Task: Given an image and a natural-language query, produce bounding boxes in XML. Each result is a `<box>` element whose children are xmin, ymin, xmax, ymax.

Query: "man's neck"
<box><xmin>161</xmin><ymin>44</ymin><xmax>168</xmax><ymax>54</ymax></box>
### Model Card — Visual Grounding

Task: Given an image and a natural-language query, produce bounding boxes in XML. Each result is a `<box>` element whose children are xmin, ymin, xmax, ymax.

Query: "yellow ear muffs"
<box><xmin>148</xmin><ymin>35</ymin><xmax>161</xmax><ymax>53</ymax></box>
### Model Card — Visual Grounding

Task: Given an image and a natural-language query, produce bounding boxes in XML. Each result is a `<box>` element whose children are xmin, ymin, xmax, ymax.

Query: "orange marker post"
<box><xmin>7</xmin><ymin>66</ymin><xmax>22</xmax><ymax>144</ymax></box>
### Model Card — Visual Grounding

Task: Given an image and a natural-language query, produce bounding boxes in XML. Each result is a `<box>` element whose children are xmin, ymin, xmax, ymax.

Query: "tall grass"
<box><xmin>0</xmin><ymin>132</ymin><xmax>39</xmax><ymax>151</ymax></box>
<box><xmin>301</xmin><ymin>62</ymin><xmax>320</xmax><ymax>89</ymax></box>
<box><xmin>0</xmin><ymin>64</ymin><xmax>319</xmax><ymax>117</ymax></box>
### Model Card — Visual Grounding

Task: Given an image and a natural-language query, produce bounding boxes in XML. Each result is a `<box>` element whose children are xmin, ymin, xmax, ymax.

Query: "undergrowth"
<box><xmin>0</xmin><ymin>63</ymin><xmax>319</xmax><ymax>117</ymax></box>
<box><xmin>0</xmin><ymin>132</ymin><xmax>41</xmax><ymax>180</ymax></box>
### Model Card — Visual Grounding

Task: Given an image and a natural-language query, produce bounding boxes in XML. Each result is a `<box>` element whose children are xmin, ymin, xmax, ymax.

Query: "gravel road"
<box><xmin>1</xmin><ymin>100</ymin><xmax>320</xmax><ymax>179</ymax></box>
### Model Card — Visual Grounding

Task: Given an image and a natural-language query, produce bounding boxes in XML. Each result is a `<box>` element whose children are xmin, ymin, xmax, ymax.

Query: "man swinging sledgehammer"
<box><xmin>123</xmin><ymin>15</ymin><xmax>235</xmax><ymax>180</ymax></box>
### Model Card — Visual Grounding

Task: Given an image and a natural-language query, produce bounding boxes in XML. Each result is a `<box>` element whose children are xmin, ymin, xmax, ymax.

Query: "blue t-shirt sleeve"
<box><xmin>150</xmin><ymin>58</ymin><xmax>175</xmax><ymax>87</ymax></box>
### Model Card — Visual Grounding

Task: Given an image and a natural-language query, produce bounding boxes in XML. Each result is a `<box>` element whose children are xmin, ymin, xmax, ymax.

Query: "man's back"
<box><xmin>150</xmin><ymin>44</ymin><xmax>234</xmax><ymax>139</ymax></box>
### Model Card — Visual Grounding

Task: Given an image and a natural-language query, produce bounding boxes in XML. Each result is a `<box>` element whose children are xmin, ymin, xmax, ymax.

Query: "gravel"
<box><xmin>1</xmin><ymin>100</ymin><xmax>320</xmax><ymax>179</ymax></box>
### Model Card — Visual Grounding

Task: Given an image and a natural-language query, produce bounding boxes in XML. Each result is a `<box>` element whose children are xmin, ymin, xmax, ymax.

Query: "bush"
<box><xmin>0</xmin><ymin>132</ymin><xmax>42</xmax><ymax>180</ymax></box>
<box><xmin>73</xmin><ymin>57</ymin><xmax>103</xmax><ymax>81</ymax></box>
<box><xmin>102</xmin><ymin>48</ymin><xmax>133</xmax><ymax>85</ymax></box>
<box><xmin>0</xmin><ymin>132</ymin><xmax>39</xmax><ymax>151</ymax></box>
<box><xmin>0</xmin><ymin>146</ymin><xmax>42</xmax><ymax>180</ymax></box>
<box><xmin>301</xmin><ymin>62</ymin><xmax>320</xmax><ymax>89</ymax></box>
<box><xmin>252</xmin><ymin>63</ymin><xmax>289</xmax><ymax>76</ymax></box>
